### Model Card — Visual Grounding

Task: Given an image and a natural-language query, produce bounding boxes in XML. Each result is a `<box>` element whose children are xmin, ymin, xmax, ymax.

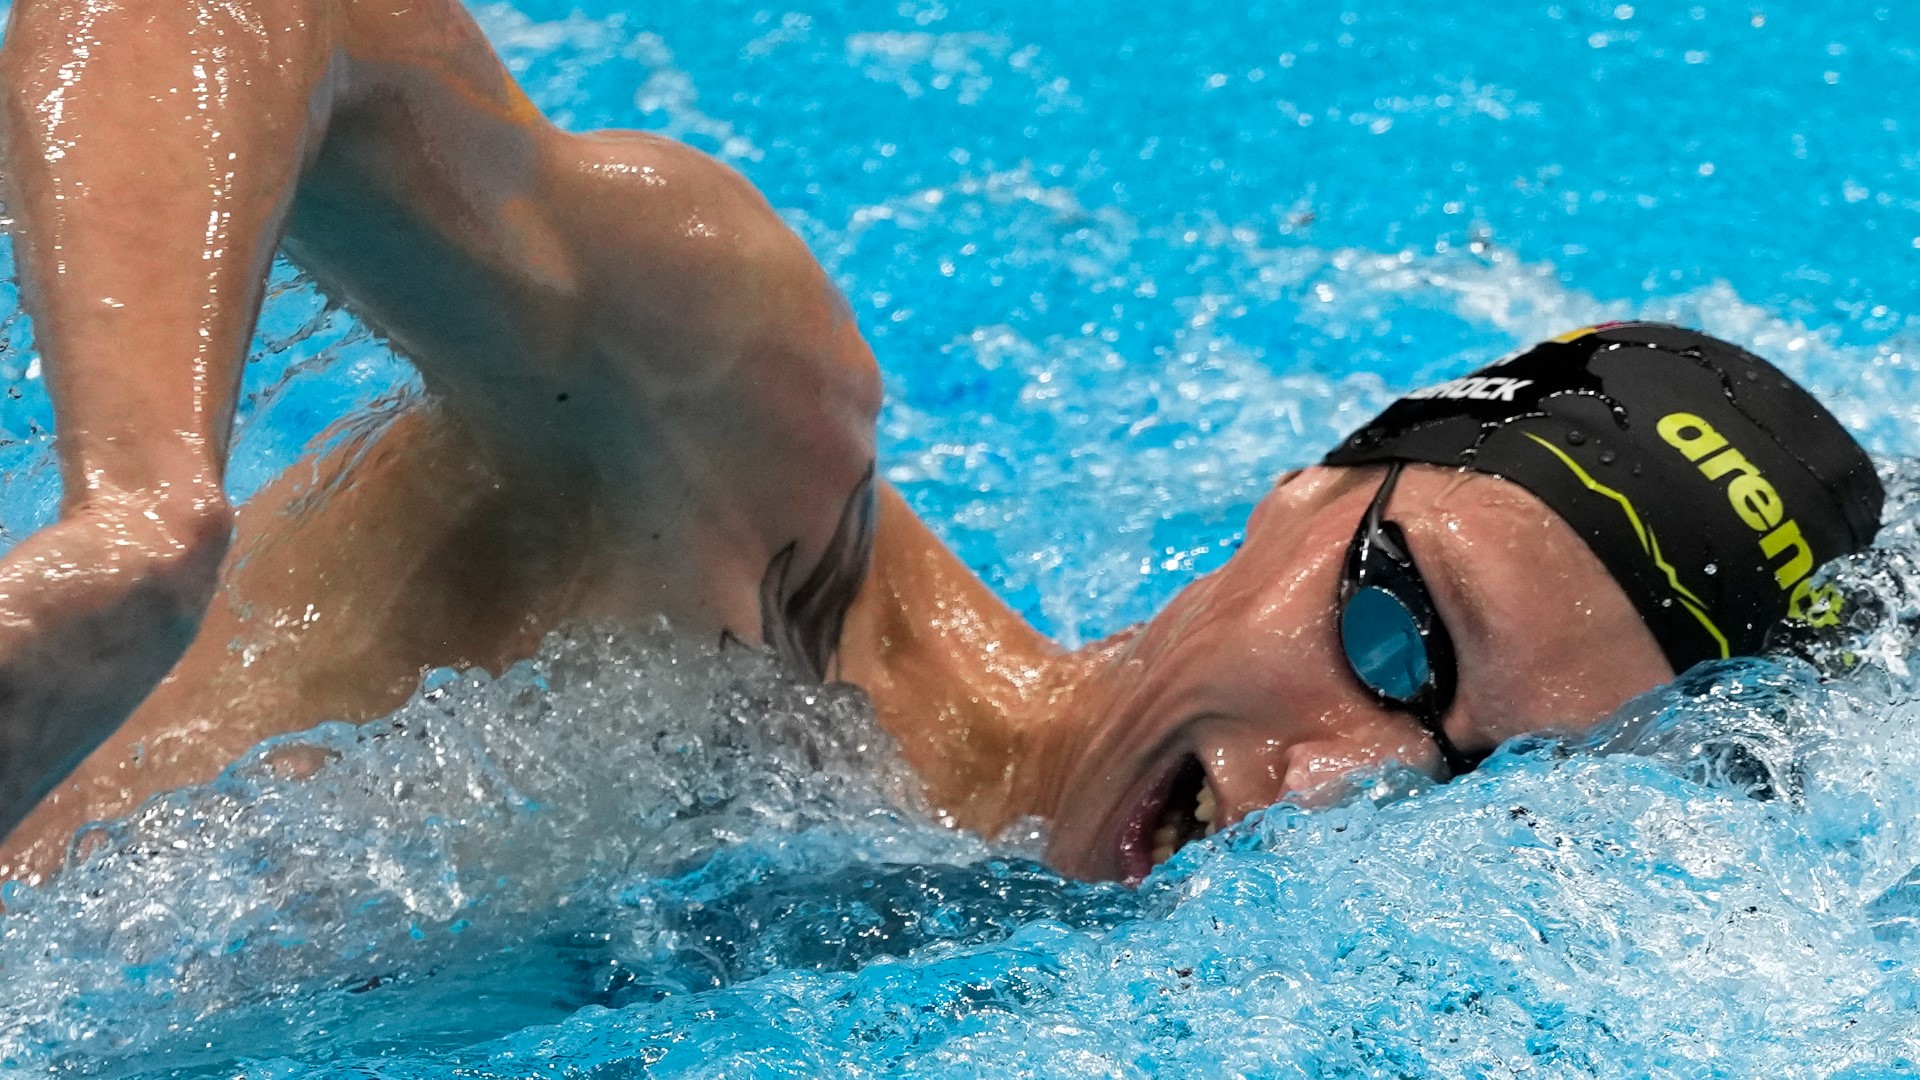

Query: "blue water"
<box><xmin>5</xmin><ymin>0</ymin><xmax>1920</xmax><ymax>1075</ymax></box>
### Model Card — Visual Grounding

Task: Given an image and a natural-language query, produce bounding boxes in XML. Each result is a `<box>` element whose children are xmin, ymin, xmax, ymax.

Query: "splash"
<box><xmin>2</xmin><ymin>0</ymin><xmax>1920</xmax><ymax>1076</ymax></box>
<box><xmin>14</xmin><ymin>508</ymin><xmax>1920</xmax><ymax>1076</ymax></box>
<box><xmin>0</xmin><ymin>623</ymin><xmax>989</xmax><ymax>1073</ymax></box>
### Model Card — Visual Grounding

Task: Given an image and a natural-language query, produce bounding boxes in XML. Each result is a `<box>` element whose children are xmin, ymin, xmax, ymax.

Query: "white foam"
<box><xmin>0</xmin><ymin>623</ymin><xmax>959</xmax><ymax>1070</ymax></box>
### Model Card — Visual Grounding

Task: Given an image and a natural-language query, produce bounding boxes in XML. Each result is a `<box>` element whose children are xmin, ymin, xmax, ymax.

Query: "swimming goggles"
<box><xmin>1336</xmin><ymin>462</ymin><xmax>1476</xmax><ymax>778</ymax></box>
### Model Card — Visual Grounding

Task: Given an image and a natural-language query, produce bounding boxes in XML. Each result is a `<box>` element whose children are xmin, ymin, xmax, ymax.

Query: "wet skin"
<box><xmin>0</xmin><ymin>0</ymin><xmax>878</xmax><ymax>876</ymax></box>
<box><xmin>1036</xmin><ymin>466</ymin><xmax>1672</xmax><ymax>880</ymax></box>
<box><xmin>0</xmin><ymin>0</ymin><xmax>1671</xmax><ymax>885</ymax></box>
<box><xmin>841</xmin><ymin>464</ymin><xmax>1672</xmax><ymax>882</ymax></box>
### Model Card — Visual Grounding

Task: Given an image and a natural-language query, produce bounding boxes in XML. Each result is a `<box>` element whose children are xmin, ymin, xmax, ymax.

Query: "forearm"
<box><xmin>0</xmin><ymin>0</ymin><xmax>338</xmax><ymax>836</ymax></box>
<box><xmin>0</xmin><ymin>0</ymin><xmax>337</xmax><ymax>486</ymax></box>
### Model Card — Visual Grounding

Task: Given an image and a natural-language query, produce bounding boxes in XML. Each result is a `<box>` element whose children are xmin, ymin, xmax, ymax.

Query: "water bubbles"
<box><xmin>1</xmin><ymin>0</ymin><xmax>1919</xmax><ymax>1073</ymax></box>
<box><xmin>0</xmin><ymin>624</ymin><xmax>962</xmax><ymax>1069</ymax></box>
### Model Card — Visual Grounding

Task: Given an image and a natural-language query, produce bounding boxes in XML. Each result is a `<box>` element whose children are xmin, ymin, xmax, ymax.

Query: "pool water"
<box><xmin>4</xmin><ymin>0</ymin><xmax>1920</xmax><ymax>1075</ymax></box>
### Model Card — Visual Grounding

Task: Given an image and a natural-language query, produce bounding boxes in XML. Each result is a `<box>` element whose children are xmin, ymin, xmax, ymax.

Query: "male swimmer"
<box><xmin>0</xmin><ymin>0</ymin><xmax>1883</xmax><ymax>885</ymax></box>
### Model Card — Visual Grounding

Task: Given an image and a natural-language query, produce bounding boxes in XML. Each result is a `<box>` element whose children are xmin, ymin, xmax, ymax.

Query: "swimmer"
<box><xmin>0</xmin><ymin>0</ymin><xmax>1882</xmax><ymax>885</ymax></box>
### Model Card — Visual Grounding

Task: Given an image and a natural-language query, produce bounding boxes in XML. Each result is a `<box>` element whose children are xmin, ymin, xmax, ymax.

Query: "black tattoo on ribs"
<box><xmin>757</xmin><ymin>462</ymin><xmax>877</xmax><ymax>681</ymax></box>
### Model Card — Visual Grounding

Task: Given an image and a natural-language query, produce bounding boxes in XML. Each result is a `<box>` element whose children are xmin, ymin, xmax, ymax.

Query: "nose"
<box><xmin>1194</xmin><ymin>701</ymin><xmax>1452</xmax><ymax>828</ymax></box>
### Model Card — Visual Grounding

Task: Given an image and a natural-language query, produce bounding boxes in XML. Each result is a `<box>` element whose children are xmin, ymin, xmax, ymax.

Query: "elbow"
<box><xmin>65</xmin><ymin>483</ymin><xmax>235</xmax><ymax>626</ymax></box>
<box><xmin>151</xmin><ymin>493</ymin><xmax>234</xmax><ymax>619</ymax></box>
<box><xmin>136</xmin><ymin>488</ymin><xmax>233</xmax><ymax>624</ymax></box>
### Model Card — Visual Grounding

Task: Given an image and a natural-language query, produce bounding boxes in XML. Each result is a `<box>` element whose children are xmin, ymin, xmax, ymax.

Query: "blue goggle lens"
<box><xmin>1339</xmin><ymin>585</ymin><xmax>1432</xmax><ymax>702</ymax></box>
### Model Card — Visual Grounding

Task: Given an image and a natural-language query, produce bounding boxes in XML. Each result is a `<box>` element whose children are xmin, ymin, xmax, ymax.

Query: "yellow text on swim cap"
<box><xmin>1656</xmin><ymin>411</ymin><xmax>1842</xmax><ymax>626</ymax></box>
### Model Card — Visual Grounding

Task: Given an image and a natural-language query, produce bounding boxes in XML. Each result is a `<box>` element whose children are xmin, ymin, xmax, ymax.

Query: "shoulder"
<box><xmin>546</xmin><ymin>131</ymin><xmax>874</xmax><ymax>396</ymax></box>
<box><xmin>544</xmin><ymin>135</ymin><xmax>885</xmax><ymax>673</ymax></box>
<box><xmin>557</xmin><ymin>133</ymin><xmax>819</xmax><ymax>297</ymax></box>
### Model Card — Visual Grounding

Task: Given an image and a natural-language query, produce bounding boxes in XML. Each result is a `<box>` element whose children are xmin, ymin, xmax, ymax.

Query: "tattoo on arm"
<box><xmin>756</xmin><ymin>462</ymin><xmax>878</xmax><ymax>681</ymax></box>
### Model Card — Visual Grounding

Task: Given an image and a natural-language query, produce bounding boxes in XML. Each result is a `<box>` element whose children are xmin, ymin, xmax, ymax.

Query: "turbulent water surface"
<box><xmin>4</xmin><ymin>1</ymin><xmax>1920</xmax><ymax>1076</ymax></box>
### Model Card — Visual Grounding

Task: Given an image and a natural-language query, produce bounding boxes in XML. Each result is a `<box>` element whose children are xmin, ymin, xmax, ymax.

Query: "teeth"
<box><xmin>1195</xmin><ymin>785</ymin><xmax>1218</xmax><ymax>836</ymax></box>
<box><xmin>1151</xmin><ymin>823</ymin><xmax>1179</xmax><ymax>867</ymax></box>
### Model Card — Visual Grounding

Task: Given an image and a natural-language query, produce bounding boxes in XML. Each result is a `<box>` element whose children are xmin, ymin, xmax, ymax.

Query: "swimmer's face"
<box><xmin>1040</xmin><ymin>464</ymin><xmax>1674</xmax><ymax>883</ymax></box>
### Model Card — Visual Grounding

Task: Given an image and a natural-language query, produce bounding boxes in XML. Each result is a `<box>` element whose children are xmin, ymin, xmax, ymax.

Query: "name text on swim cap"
<box><xmin>1403</xmin><ymin>376</ymin><xmax>1534</xmax><ymax>403</ymax></box>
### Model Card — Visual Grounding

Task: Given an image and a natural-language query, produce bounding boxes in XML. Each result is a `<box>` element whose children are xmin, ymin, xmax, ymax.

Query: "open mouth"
<box><xmin>1115</xmin><ymin>754</ymin><xmax>1219</xmax><ymax>883</ymax></box>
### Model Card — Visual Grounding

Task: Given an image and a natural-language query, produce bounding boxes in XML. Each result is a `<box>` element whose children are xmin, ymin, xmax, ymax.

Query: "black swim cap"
<box><xmin>1323</xmin><ymin>323</ymin><xmax>1883</xmax><ymax>672</ymax></box>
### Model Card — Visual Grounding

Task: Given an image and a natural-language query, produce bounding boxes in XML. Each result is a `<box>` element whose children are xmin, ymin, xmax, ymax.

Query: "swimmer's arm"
<box><xmin>0</xmin><ymin>0</ymin><xmax>337</xmax><ymax>834</ymax></box>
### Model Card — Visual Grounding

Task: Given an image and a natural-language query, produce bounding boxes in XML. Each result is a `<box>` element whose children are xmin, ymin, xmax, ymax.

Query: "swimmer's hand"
<box><xmin>0</xmin><ymin>496</ymin><xmax>230</xmax><ymax>832</ymax></box>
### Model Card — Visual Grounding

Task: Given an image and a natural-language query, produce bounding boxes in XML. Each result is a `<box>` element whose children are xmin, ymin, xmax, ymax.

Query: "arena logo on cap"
<box><xmin>1656</xmin><ymin>411</ymin><xmax>1844</xmax><ymax>626</ymax></box>
<box><xmin>1403</xmin><ymin>376</ymin><xmax>1534</xmax><ymax>402</ymax></box>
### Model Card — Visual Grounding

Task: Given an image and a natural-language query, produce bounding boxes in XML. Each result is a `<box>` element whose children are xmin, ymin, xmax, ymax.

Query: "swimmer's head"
<box><xmin>1322</xmin><ymin>321</ymin><xmax>1883</xmax><ymax>672</ymax></box>
<box><xmin>1037</xmin><ymin>324</ymin><xmax>1882</xmax><ymax>882</ymax></box>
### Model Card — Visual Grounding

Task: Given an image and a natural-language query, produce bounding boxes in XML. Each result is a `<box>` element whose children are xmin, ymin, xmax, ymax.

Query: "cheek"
<box><xmin>1530</xmin><ymin>637</ymin><xmax>1670</xmax><ymax>722</ymax></box>
<box><xmin>1457</xmin><ymin>598</ymin><xmax>1671</xmax><ymax>743</ymax></box>
<box><xmin>1203</xmin><ymin>580</ymin><xmax>1347</xmax><ymax>713</ymax></box>
<box><xmin>1430</xmin><ymin>504</ymin><xmax>1672</xmax><ymax>743</ymax></box>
